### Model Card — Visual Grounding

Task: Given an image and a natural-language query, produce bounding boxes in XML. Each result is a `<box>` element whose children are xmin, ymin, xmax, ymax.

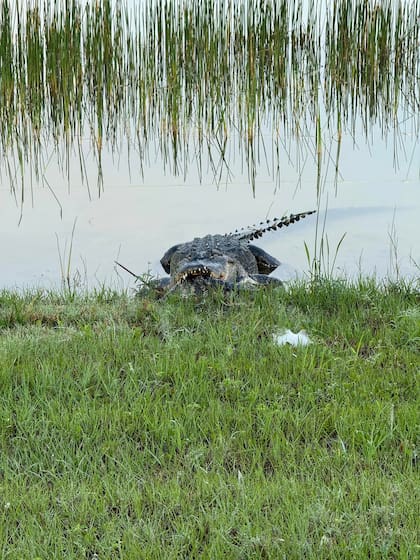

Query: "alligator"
<box><xmin>115</xmin><ymin>210</ymin><xmax>315</xmax><ymax>294</ymax></box>
<box><xmin>151</xmin><ymin>210</ymin><xmax>316</xmax><ymax>293</ymax></box>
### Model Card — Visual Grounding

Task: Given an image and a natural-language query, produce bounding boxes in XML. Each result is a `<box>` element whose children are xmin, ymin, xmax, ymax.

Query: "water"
<box><xmin>1</xmin><ymin>0</ymin><xmax>419</xmax><ymax>290</ymax></box>
<box><xmin>1</xmin><ymin>126</ymin><xmax>418</xmax><ymax>290</ymax></box>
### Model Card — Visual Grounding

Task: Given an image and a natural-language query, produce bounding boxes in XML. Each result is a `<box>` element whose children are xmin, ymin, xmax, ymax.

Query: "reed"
<box><xmin>0</xmin><ymin>0</ymin><xmax>418</xmax><ymax>195</ymax></box>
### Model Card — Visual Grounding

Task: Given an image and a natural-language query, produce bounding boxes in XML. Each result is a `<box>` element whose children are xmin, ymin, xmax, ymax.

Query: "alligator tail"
<box><xmin>231</xmin><ymin>210</ymin><xmax>316</xmax><ymax>241</ymax></box>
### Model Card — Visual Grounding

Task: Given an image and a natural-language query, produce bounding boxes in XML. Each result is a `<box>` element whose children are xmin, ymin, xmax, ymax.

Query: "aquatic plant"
<box><xmin>0</xmin><ymin>0</ymin><xmax>418</xmax><ymax>196</ymax></box>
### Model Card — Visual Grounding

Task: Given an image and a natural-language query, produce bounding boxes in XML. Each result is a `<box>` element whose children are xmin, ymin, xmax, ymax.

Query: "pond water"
<box><xmin>1</xmin><ymin>0</ymin><xmax>419</xmax><ymax>290</ymax></box>
<box><xmin>1</xmin><ymin>126</ymin><xmax>418</xmax><ymax>291</ymax></box>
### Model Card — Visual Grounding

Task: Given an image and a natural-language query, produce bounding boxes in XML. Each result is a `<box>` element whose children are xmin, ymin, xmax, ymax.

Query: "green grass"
<box><xmin>0</xmin><ymin>280</ymin><xmax>418</xmax><ymax>558</ymax></box>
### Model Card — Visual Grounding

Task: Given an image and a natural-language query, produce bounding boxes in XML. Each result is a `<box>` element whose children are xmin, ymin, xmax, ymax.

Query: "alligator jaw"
<box><xmin>171</xmin><ymin>258</ymin><xmax>251</xmax><ymax>292</ymax></box>
<box><xmin>174</xmin><ymin>261</ymin><xmax>226</xmax><ymax>285</ymax></box>
<box><xmin>177</xmin><ymin>265</ymin><xmax>213</xmax><ymax>283</ymax></box>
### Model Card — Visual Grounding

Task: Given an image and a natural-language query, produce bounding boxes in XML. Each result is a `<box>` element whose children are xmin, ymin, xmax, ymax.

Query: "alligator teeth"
<box><xmin>179</xmin><ymin>265</ymin><xmax>213</xmax><ymax>282</ymax></box>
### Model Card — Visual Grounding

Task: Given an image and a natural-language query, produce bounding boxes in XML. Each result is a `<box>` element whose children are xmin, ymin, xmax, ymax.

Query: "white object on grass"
<box><xmin>273</xmin><ymin>329</ymin><xmax>312</xmax><ymax>347</ymax></box>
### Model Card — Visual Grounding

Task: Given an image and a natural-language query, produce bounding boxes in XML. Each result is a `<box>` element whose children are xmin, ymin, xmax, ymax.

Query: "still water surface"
<box><xmin>1</xmin><ymin>0</ymin><xmax>418</xmax><ymax>290</ymax></box>
<box><xmin>1</xmin><ymin>128</ymin><xmax>418</xmax><ymax>290</ymax></box>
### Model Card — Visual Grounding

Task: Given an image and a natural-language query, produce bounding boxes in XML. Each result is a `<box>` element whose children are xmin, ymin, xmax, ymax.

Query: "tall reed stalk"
<box><xmin>0</xmin><ymin>0</ymin><xmax>418</xmax><ymax>196</ymax></box>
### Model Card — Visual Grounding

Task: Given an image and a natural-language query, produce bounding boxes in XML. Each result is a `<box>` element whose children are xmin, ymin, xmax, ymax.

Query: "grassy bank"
<box><xmin>0</xmin><ymin>279</ymin><xmax>418</xmax><ymax>558</ymax></box>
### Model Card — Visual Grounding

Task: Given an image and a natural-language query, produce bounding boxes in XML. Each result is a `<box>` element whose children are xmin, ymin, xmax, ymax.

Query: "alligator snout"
<box><xmin>174</xmin><ymin>258</ymin><xmax>236</xmax><ymax>284</ymax></box>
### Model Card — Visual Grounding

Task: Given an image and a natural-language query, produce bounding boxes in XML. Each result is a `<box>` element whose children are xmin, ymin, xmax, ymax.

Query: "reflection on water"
<box><xmin>1</xmin><ymin>130</ymin><xmax>418</xmax><ymax>290</ymax></box>
<box><xmin>1</xmin><ymin>0</ymin><xmax>419</xmax><ymax>197</ymax></box>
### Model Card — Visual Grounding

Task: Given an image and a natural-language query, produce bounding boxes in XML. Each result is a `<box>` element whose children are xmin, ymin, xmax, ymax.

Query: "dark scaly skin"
<box><xmin>157</xmin><ymin>210</ymin><xmax>316</xmax><ymax>293</ymax></box>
